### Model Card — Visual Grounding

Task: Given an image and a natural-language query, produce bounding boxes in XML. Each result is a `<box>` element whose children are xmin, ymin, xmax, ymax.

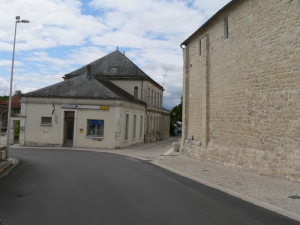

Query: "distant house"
<box><xmin>0</xmin><ymin>100</ymin><xmax>7</xmax><ymax>133</ymax></box>
<box><xmin>0</xmin><ymin>91</ymin><xmax>21</xmax><ymax>134</ymax></box>
<box><xmin>11</xmin><ymin>91</ymin><xmax>21</xmax><ymax>116</ymax></box>
<box><xmin>19</xmin><ymin>50</ymin><xmax>170</xmax><ymax>149</ymax></box>
<box><xmin>180</xmin><ymin>0</ymin><xmax>300</xmax><ymax>181</ymax></box>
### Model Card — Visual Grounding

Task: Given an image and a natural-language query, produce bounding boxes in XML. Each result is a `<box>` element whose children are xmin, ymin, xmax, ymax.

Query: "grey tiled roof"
<box><xmin>65</xmin><ymin>50</ymin><xmax>148</xmax><ymax>78</ymax></box>
<box><xmin>22</xmin><ymin>74</ymin><xmax>146</xmax><ymax>106</ymax></box>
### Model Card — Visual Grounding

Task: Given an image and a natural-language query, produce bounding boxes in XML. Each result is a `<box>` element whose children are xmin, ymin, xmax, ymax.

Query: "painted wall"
<box><xmin>20</xmin><ymin>97</ymin><xmax>145</xmax><ymax>149</ymax></box>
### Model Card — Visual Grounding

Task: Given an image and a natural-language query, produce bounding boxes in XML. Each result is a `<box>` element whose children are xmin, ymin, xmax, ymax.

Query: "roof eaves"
<box><xmin>180</xmin><ymin>0</ymin><xmax>239</xmax><ymax>46</ymax></box>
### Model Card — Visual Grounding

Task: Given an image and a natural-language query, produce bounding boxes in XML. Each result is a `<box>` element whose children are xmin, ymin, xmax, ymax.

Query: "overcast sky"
<box><xmin>0</xmin><ymin>0</ymin><xmax>230</xmax><ymax>110</ymax></box>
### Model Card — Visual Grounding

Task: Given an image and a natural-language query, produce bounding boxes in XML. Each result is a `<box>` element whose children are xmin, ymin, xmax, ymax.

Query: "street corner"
<box><xmin>0</xmin><ymin>157</ymin><xmax>18</xmax><ymax>178</ymax></box>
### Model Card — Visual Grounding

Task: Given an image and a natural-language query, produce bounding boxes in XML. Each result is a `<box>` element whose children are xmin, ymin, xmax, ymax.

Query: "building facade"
<box><xmin>20</xmin><ymin>50</ymin><xmax>170</xmax><ymax>149</ymax></box>
<box><xmin>181</xmin><ymin>0</ymin><xmax>300</xmax><ymax>181</ymax></box>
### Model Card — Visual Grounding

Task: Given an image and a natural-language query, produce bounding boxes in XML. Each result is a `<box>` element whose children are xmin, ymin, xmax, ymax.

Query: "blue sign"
<box><xmin>90</xmin><ymin>120</ymin><xmax>102</xmax><ymax>125</ymax></box>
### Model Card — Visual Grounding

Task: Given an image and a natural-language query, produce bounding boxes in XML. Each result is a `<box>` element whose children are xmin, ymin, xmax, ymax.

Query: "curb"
<box><xmin>0</xmin><ymin>157</ymin><xmax>19</xmax><ymax>179</ymax></box>
<box><xmin>152</xmin><ymin>161</ymin><xmax>300</xmax><ymax>222</ymax></box>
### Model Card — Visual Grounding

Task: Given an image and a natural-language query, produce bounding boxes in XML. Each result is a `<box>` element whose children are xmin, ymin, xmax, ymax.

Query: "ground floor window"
<box><xmin>41</xmin><ymin>117</ymin><xmax>52</xmax><ymax>125</ymax></box>
<box><xmin>140</xmin><ymin>115</ymin><xmax>144</xmax><ymax>137</ymax></box>
<box><xmin>133</xmin><ymin>114</ymin><xmax>137</xmax><ymax>139</ymax></box>
<box><xmin>87</xmin><ymin>119</ymin><xmax>104</xmax><ymax>137</ymax></box>
<box><xmin>125</xmin><ymin>114</ymin><xmax>129</xmax><ymax>140</ymax></box>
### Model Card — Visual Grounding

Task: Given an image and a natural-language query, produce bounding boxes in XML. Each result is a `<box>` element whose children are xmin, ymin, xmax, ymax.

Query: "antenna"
<box><xmin>162</xmin><ymin>67</ymin><xmax>171</xmax><ymax>87</ymax></box>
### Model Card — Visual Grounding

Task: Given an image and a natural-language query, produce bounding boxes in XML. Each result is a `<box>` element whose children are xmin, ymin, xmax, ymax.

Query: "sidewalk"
<box><xmin>1</xmin><ymin>136</ymin><xmax>300</xmax><ymax>222</ymax></box>
<box><xmin>101</xmin><ymin>137</ymin><xmax>300</xmax><ymax>221</ymax></box>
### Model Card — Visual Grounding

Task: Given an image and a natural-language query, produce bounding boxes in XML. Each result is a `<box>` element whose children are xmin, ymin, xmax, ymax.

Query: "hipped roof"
<box><xmin>64</xmin><ymin>50</ymin><xmax>163</xmax><ymax>89</ymax></box>
<box><xmin>22</xmin><ymin>73</ymin><xmax>146</xmax><ymax>106</ymax></box>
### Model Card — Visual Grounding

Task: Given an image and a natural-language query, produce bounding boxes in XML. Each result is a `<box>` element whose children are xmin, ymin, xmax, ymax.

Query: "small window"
<box><xmin>140</xmin><ymin>115</ymin><xmax>144</xmax><ymax>137</ymax></box>
<box><xmin>151</xmin><ymin>90</ymin><xmax>154</xmax><ymax>106</ymax></box>
<box><xmin>41</xmin><ymin>117</ymin><xmax>52</xmax><ymax>124</ymax></box>
<box><xmin>224</xmin><ymin>17</ymin><xmax>229</xmax><ymax>39</ymax></box>
<box><xmin>198</xmin><ymin>38</ymin><xmax>201</xmax><ymax>55</ymax></box>
<box><xmin>87</xmin><ymin>119</ymin><xmax>104</xmax><ymax>137</ymax></box>
<box><xmin>133</xmin><ymin>114</ymin><xmax>137</xmax><ymax>139</ymax></box>
<box><xmin>125</xmin><ymin>114</ymin><xmax>129</xmax><ymax>140</ymax></box>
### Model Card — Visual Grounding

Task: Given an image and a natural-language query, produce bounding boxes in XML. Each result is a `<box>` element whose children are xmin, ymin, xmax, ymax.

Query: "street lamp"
<box><xmin>6</xmin><ymin>16</ymin><xmax>29</xmax><ymax>159</ymax></box>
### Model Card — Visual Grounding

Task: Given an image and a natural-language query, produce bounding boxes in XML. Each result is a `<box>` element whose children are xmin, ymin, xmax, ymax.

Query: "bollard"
<box><xmin>172</xmin><ymin>142</ymin><xmax>180</xmax><ymax>152</ymax></box>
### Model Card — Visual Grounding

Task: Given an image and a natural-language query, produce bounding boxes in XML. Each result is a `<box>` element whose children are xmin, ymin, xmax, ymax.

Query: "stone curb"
<box><xmin>0</xmin><ymin>157</ymin><xmax>19</xmax><ymax>179</ymax></box>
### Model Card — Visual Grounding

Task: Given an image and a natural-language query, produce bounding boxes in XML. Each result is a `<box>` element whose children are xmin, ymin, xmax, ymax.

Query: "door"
<box><xmin>64</xmin><ymin>111</ymin><xmax>74</xmax><ymax>147</ymax></box>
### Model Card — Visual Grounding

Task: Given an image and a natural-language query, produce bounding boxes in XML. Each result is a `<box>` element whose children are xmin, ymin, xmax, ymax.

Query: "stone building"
<box><xmin>180</xmin><ymin>0</ymin><xmax>300</xmax><ymax>181</ymax></box>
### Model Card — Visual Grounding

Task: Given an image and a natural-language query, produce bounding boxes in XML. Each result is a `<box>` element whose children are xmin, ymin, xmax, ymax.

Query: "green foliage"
<box><xmin>170</xmin><ymin>96</ymin><xmax>182</xmax><ymax>122</ymax></box>
<box><xmin>0</xmin><ymin>96</ymin><xmax>9</xmax><ymax>102</ymax></box>
<box><xmin>170</xmin><ymin>97</ymin><xmax>182</xmax><ymax>135</ymax></box>
<box><xmin>14</xmin><ymin>120</ymin><xmax>20</xmax><ymax>140</ymax></box>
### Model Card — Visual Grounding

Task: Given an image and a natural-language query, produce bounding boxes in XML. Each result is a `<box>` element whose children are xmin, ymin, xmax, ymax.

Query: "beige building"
<box><xmin>19</xmin><ymin>50</ymin><xmax>170</xmax><ymax>149</ymax></box>
<box><xmin>180</xmin><ymin>0</ymin><xmax>300</xmax><ymax>181</ymax></box>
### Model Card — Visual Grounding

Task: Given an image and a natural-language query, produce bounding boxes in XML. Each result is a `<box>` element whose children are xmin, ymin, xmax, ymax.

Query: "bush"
<box><xmin>14</xmin><ymin>120</ymin><xmax>20</xmax><ymax>140</ymax></box>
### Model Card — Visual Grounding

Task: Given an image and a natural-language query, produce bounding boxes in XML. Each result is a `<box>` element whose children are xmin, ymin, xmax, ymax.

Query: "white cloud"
<box><xmin>0</xmin><ymin>60</ymin><xmax>23</xmax><ymax>67</ymax></box>
<box><xmin>0</xmin><ymin>0</ymin><xmax>231</xmax><ymax>109</ymax></box>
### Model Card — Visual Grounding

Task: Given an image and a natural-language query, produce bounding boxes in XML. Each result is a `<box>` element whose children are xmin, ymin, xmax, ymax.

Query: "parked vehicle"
<box><xmin>176</xmin><ymin>121</ymin><xmax>182</xmax><ymax>132</ymax></box>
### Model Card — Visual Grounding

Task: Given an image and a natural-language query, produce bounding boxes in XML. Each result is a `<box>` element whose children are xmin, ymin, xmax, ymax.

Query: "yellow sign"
<box><xmin>80</xmin><ymin>129</ymin><xmax>83</xmax><ymax>133</ymax></box>
<box><xmin>99</xmin><ymin>105</ymin><xmax>109</xmax><ymax>110</ymax></box>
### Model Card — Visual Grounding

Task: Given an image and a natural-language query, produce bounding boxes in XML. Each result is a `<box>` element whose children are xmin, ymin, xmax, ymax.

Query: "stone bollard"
<box><xmin>173</xmin><ymin>142</ymin><xmax>180</xmax><ymax>152</ymax></box>
<box><xmin>0</xmin><ymin>150</ymin><xmax>6</xmax><ymax>161</ymax></box>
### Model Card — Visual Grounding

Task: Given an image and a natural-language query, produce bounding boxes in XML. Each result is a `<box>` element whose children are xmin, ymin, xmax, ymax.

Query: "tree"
<box><xmin>169</xmin><ymin>97</ymin><xmax>182</xmax><ymax>135</ymax></box>
<box><xmin>170</xmin><ymin>96</ymin><xmax>182</xmax><ymax>122</ymax></box>
<box><xmin>0</xmin><ymin>96</ymin><xmax>9</xmax><ymax>102</ymax></box>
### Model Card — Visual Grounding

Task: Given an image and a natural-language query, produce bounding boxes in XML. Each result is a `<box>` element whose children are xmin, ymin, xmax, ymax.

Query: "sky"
<box><xmin>0</xmin><ymin>0</ymin><xmax>231</xmax><ymax>110</ymax></box>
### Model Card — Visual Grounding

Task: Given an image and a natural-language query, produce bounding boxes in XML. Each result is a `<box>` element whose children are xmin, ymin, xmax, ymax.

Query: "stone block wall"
<box><xmin>182</xmin><ymin>0</ymin><xmax>300</xmax><ymax>181</ymax></box>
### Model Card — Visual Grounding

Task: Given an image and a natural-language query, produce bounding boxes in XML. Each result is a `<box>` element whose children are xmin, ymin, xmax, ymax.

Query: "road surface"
<box><xmin>0</xmin><ymin>148</ymin><xmax>298</xmax><ymax>225</ymax></box>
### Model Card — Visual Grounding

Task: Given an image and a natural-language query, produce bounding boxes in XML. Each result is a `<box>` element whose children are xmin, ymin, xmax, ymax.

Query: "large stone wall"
<box><xmin>182</xmin><ymin>0</ymin><xmax>300</xmax><ymax>182</ymax></box>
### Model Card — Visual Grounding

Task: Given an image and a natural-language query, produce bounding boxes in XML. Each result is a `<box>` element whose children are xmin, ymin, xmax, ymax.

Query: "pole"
<box><xmin>6</xmin><ymin>21</ymin><xmax>18</xmax><ymax>159</ymax></box>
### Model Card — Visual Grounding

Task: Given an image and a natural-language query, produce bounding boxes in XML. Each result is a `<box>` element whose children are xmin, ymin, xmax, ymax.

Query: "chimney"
<box><xmin>15</xmin><ymin>90</ymin><xmax>21</xmax><ymax>96</ymax></box>
<box><xmin>134</xmin><ymin>86</ymin><xmax>138</xmax><ymax>101</ymax></box>
<box><xmin>86</xmin><ymin>65</ymin><xmax>92</xmax><ymax>78</ymax></box>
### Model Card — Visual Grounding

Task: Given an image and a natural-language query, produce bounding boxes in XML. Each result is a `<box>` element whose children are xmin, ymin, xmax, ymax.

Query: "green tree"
<box><xmin>170</xmin><ymin>97</ymin><xmax>182</xmax><ymax>135</ymax></box>
<box><xmin>0</xmin><ymin>96</ymin><xmax>9</xmax><ymax>102</ymax></box>
<box><xmin>170</xmin><ymin>96</ymin><xmax>182</xmax><ymax>122</ymax></box>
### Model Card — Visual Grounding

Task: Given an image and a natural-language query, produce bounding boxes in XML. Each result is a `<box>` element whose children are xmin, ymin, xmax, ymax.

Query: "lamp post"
<box><xmin>6</xmin><ymin>16</ymin><xmax>29</xmax><ymax>159</ymax></box>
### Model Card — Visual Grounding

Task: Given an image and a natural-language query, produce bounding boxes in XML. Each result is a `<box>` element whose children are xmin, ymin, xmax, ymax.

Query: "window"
<box><xmin>87</xmin><ymin>119</ymin><xmax>104</xmax><ymax>136</ymax></box>
<box><xmin>140</xmin><ymin>115</ymin><xmax>144</xmax><ymax>137</ymax></box>
<box><xmin>41</xmin><ymin>117</ymin><xmax>52</xmax><ymax>124</ymax></box>
<box><xmin>157</xmin><ymin>93</ymin><xmax>160</xmax><ymax>108</ymax></box>
<box><xmin>148</xmin><ymin>88</ymin><xmax>150</xmax><ymax>105</ymax></box>
<box><xmin>133</xmin><ymin>114</ymin><xmax>137</xmax><ymax>139</ymax></box>
<box><xmin>151</xmin><ymin>90</ymin><xmax>154</xmax><ymax>106</ymax></box>
<box><xmin>198</xmin><ymin>38</ymin><xmax>201</xmax><ymax>55</ymax></box>
<box><xmin>125</xmin><ymin>114</ymin><xmax>129</xmax><ymax>140</ymax></box>
<box><xmin>224</xmin><ymin>17</ymin><xmax>229</xmax><ymax>39</ymax></box>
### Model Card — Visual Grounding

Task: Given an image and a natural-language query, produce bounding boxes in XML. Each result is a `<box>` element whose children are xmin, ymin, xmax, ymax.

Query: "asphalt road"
<box><xmin>0</xmin><ymin>148</ymin><xmax>299</xmax><ymax>225</ymax></box>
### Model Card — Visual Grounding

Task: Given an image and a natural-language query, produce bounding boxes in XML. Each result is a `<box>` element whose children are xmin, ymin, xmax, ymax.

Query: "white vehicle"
<box><xmin>176</xmin><ymin>121</ymin><xmax>182</xmax><ymax>132</ymax></box>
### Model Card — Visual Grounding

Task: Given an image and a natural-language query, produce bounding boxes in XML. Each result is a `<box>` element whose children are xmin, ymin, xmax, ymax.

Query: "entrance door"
<box><xmin>64</xmin><ymin>111</ymin><xmax>74</xmax><ymax>147</ymax></box>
